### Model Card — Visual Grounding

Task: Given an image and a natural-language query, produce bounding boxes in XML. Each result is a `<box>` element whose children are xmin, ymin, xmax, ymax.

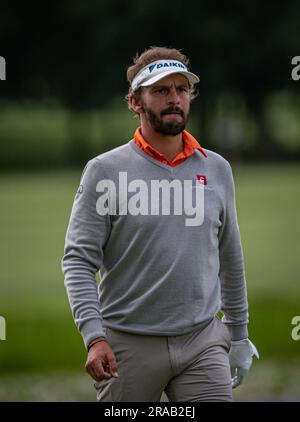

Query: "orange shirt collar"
<box><xmin>134</xmin><ymin>127</ymin><xmax>207</xmax><ymax>167</ymax></box>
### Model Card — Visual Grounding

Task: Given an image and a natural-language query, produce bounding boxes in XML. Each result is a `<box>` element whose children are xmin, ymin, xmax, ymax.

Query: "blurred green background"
<box><xmin>0</xmin><ymin>0</ymin><xmax>300</xmax><ymax>401</ymax></box>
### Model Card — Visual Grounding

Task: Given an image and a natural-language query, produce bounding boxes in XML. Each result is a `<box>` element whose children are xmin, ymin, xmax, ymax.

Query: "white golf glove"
<box><xmin>229</xmin><ymin>338</ymin><xmax>259</xmax><ymax>389</ymax></box>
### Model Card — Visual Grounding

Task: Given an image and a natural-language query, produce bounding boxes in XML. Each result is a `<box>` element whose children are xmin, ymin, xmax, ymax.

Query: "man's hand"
<box><xmin>229</xmin><ymin>338</ymin><xmax>259</xmax><ymax>389</ymax></box>
<box><xmin>85</xmin><ymin>340</ymin><xmax>119</xmax><ymax>382</ymax></box>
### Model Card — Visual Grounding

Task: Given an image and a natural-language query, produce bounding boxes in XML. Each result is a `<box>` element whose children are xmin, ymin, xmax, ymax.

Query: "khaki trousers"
<box><xmin>94</xmin><ymin>316</ymin><xmax>232</xmax><ymax>402</ymax></box>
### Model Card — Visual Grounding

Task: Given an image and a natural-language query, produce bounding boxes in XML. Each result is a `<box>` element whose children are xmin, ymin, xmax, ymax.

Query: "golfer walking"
<box><xmin>62</xmin><ymin>46</ymin><xmax>258</xmax><ymax>402</ymax></box>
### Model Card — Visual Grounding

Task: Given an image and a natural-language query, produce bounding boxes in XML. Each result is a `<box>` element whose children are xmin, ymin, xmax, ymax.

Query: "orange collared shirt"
<box><xmin>134</xmin><ymin>127</ymin><xmax>207</xmax><ymax>167</ymax></box>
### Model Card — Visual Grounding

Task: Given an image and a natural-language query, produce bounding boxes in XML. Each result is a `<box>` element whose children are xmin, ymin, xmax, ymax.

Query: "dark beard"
<box><xmin>142</xmin><ymin>104</ymin><xmax>189</xmax><ymax>136</ymax></box>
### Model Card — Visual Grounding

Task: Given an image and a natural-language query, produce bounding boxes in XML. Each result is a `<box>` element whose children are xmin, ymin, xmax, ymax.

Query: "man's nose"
<box><xmin>166</xmin><ymin>87</ymin><xmax>180</xmax><ymax>104</ymax></box>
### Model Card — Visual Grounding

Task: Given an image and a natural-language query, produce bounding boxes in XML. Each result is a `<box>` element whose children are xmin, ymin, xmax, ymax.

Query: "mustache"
<box><xmin>160</xmin><ymin>107</ymin><xmax>184</xmax><ymax>117</ymax></box>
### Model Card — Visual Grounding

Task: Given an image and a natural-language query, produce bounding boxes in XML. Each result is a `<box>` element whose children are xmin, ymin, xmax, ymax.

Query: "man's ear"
<box><xmin>129</xmin><ymin>94</ymin><xmax>144</xmax><ymax>114</ymax></box>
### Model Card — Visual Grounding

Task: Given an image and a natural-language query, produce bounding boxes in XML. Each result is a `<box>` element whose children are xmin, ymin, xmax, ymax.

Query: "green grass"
<box><xmin>0</xmin><ymin>164</ymin><xmax>300</xmax><ymax>374</ymax></box>
<box><xmin>0</xmin><ymin>169</ymin><xmax>87</xmax><ymax>371</ymax></box>
<box><xmin>235</xmin><ymin>164</ymin><xmax>300</xmax><ymax>362</ymax></box>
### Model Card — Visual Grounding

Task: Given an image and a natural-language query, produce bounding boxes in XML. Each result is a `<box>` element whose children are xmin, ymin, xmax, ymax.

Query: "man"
<box><xmin>61</xmin><ymin>46</ymin><xmax>258</xmax><ymax>402</ymax></box>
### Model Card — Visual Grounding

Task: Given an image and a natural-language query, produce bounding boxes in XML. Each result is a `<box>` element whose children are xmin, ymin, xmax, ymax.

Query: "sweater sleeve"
<box><xmin>218</xmin><ymin>162</ymin><xmax>249</xmax><ymax>341</ymax></box>
<box><xmin>61</xmin><ymin>159</ymin><xmax>111</xmax><ymax>349</ymax></box>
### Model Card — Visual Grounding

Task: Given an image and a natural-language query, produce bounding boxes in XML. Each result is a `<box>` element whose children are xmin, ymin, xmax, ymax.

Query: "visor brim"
<box><xmin>139</xmin><ymin>69</ymin><xmax>200</xmax><ymax>88</ymax></box>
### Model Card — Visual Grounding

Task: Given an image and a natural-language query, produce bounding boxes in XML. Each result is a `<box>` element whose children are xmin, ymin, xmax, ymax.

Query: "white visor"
<box><xmin>131</xmin><ymin>59</ymin><xmax>200</xmax><ymax>92</ymax></box>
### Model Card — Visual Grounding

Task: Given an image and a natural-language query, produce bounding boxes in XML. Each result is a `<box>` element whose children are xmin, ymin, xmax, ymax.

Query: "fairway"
<box><xmin>0</xmin><ymin>163</ymin><xmax>300</xmax><ymax>399</ymax></box>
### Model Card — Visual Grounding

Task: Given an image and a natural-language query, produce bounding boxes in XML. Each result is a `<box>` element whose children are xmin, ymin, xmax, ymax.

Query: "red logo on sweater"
<box><xmin>197</xmin><ymin>175</ymin><xmax>207</xmax><ymax>185</ymax></box>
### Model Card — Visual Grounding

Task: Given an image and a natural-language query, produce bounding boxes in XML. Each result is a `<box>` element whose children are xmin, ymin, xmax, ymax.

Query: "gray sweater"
<box><xmin>61</xmin><ymin>139</ymin><xmax>249</xmax><ymax>349</ymax></box>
